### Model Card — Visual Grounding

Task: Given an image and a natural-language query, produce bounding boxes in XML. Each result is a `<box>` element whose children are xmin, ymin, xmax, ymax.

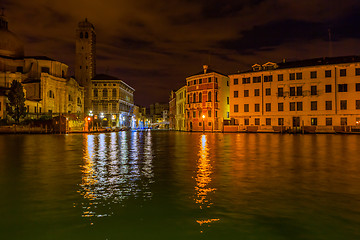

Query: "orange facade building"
<box><xmin>185</xmin><ymin>65</ymin><xmax>230</xmax><ymax>131</ymax></box>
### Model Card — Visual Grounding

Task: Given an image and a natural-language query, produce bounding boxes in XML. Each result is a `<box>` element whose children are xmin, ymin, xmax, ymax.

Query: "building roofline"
<box><xmin>186</xmin><ymin>68</ymin><xmax>228</xmax><ymax>78</ymax></box>
<box><xmin>230</xmin><ymin>55</ymin><xmax>360</xmax><ymax>75</ymax></box>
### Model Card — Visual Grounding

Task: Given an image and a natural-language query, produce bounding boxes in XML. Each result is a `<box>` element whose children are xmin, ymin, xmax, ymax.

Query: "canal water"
<box><xmin>0</xmin><ymin>132</ymin><xmax>359</xmax><ymax>239</ymax></box>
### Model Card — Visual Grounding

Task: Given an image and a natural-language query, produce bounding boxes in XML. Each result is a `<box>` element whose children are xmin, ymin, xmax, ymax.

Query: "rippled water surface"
<box><xmin>0</xmin><ymin>132</ymin><xmax>360</xmax><ymax>239</ymax></box>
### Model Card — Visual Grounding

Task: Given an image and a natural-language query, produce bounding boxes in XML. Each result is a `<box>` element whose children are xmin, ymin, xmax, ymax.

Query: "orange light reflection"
<box><xmin>194</xmin><ymin>134</ymin><xmax>219</xmax><ymax>229</ymax></box>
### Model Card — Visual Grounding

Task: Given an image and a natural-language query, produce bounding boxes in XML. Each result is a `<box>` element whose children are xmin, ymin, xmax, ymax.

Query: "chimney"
<box><xmin>203</xmin><ymin>65</ymin><xmax>208</xmax><ymax>74</ymax></box>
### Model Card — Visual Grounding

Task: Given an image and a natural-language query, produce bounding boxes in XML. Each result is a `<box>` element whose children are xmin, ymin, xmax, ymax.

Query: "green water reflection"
<box><xmin>0</xmin><ymin>132</ymin><xmax>360</xmax><ymax>239</ymax></box>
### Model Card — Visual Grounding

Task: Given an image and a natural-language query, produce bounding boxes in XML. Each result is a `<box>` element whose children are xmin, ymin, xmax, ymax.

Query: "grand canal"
<box><xmin>0</xmin><ymin>131</ymin><xmax>360</xmax><ymax>239</ymax></box>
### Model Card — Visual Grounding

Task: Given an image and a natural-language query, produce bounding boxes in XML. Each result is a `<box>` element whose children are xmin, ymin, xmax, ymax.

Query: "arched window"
<box><xmin>215</xmin><ymin>91</ymin><xmax>218</xmax><ymax>102</ymax></box>
<box><xmin>187</xmin><ymin>94</ymin><xmax>190</xmax><ymax>104</ymax></box>
<box><xmin>77</xmin><ymin>97</ymin><xmax>81</xmax><ymax>105</ymax></box>
<box><xmin>94</xmin><ymin>89</ymin><xmax>98</xmax><ymax>97</ymax></box>
<box><xmin>62</xmin><ymin>70</ymin><xmax>65</xmax><ymax>78</ymax></box>
<box><xmin>199</xmin><ymin>92</ymin><xmax>202</xmax><ymax>103</ymax></box>
<box><xmin>80</xmin><ymin>32</ymin><xmax>83</xmax><ymax>38</ymax></box>
<box><xmin>103</xmin><ymin>89</ymin><xmax>108</xmax><ymax>98</ymax></box>
<box><xmin>85</xmin><ymin>32</ymin><xmax>88</xmax><ymax>38</ymax></box>
<box><xmin>112</xmin><ymin>89</ymin><xmax>117</xmax><ymax>98</ymax></box>
<box><xmin>208</xmin><ymin>91</ymin><xmax>212</xmax><ymax>102</ymax></box>
<box><xmin>193</xmin><ymin>93</ymin><xmax>196</xmax><ymax>103</ymax></box>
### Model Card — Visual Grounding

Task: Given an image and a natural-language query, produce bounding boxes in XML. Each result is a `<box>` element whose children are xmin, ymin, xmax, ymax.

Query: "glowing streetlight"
<box><xmin>202</xmin><ymin>114</ymin><xmax>205</xmax><ymax>132</ymax></box>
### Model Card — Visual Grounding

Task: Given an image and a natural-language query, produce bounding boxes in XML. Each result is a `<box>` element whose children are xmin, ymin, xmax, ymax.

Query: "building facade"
<box><xmin>169</xmin><ymin>90</ymin><xmax>176</xmax><ymax>130</ymax></box>
<box><xmin>175</xmin><ymin>85</ymin><xmax>186</xmax><ymax>131</ymax></box>
<box><xmin>229</xmin><ymin>57</ymin><xmax>360</xmax><ymax>132</ymax></box>
<box><xmin>91</xmin><ymin>74</ymin><xmax>134</xmax><ymax>128</ymax></box>
<box><xmin>0</xmin><ymin>14</ymin><xmax>84</xmax><ymax>121</ymax></box>
<box><xmin>185</xmin><ymin>65</ymin><xmax>230</xmax><ymax>131</ymax></box>
<box><xmin>149</xmin><ymin>102</ymin><xmax>169</xmax><ymax>123</ymax></box>
<box><xmin>75</xmin><ymin>18</ymin><xmax>96</xmax><ymax>114</ymax></box>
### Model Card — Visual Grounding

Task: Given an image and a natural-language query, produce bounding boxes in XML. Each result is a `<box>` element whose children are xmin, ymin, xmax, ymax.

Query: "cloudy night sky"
<box><xmin>3</xmin><ymin>0</ymin><xmax>360</xmax><ymax>106</ymax></box>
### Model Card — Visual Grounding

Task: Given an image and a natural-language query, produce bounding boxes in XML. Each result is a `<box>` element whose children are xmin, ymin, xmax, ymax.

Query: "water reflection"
<box><xmin>79</xmin><ymin>131</ymin><xmax>154</xmax><ymax>222</ymax></box>
<box><xmin>194</xmin><ymin>134</ymin><xmax>219</xmax><ymax>231</ymax></box>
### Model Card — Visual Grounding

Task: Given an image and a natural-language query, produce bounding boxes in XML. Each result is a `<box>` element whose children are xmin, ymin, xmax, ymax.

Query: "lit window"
<box><xmin>311</xmin><ymin>118</ymin><xmax>317</xmax><ymax>126</ymax></box>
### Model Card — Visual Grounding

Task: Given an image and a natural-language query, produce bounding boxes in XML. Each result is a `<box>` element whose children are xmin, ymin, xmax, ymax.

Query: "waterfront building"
<box><xmin>149</xmin><ymin>102</ymin><xmax>169</xmax><ymax>123</ymax></box>
<box><xmin>228</xmin><ymin>56</ymin><xmax>360</xmax><ymax>132</ymax></box>
<box><xmin>75</xmin><ymin>18</ymin><xmax>96</xmax><ymax>114</ymax></box>
<box><xmin>175</xmin><ymin>85</ymin><xmax>186</xmax><ymax>131</ymax></box>
<box><xmin>91</xmin><ymin>74</ymin><xmax>134</xmax><ymax>128</ymax></box>
<box><xmin>0</xmin><ymin>13</ymin><xmax>84</xmax><ymax>121</ymax></box>
<box><xmin>169</xmin><ymin>90</ymin><xmax>176</xmax><ymax>130</ymax></box>
<box><xmin>185</xmin><ymin>65</ymin><xmax>230</xmax><ymax>131</ymax></box>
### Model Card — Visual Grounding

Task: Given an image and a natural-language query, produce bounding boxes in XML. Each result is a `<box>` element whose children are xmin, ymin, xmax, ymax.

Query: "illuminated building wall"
<box><xmin>229</xmin><ymin>56</ymin><xmax>360</xmax><ymax>132</ymax></box>
<box><xmin>185</xmin><ymin>65</ymin><xmax>230</xmax><ymax>132</ymax></box>
<box><xmin>91</xmin><ymin>73</ymin><xmax>134</xmax><ymax>127</ymax></box>
<box><xmin>175</xmin><ymin>85</ymin><xmax>186</xmax><ymax>131</ymax></box>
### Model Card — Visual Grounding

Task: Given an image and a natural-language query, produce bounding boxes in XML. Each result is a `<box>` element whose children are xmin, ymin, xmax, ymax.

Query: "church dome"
<box><xmin>0</xmin><ymin>15</ymin><xmax>24</xmax><ymax>58</ymax></box>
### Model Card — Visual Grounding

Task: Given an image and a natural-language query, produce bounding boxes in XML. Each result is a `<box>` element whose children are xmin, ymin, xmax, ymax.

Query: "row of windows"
<box><xmin>93</xmin><ymin>103</ymin><xmax>131</xmax><ymax>112</ymax></box>
<box><xmin>242</xmin><ymin>117</ymin><xmax>350</xmax><ymax>126</ymax></box>
<box><xmin>233</xmin><ymin>83</ymin><xmax>360</xmax><ymax>98</ymax></box>
<box><xmin>234</xmin><ymin>68</ymin><xmax>360</xmax><ymax>84</ymax></box>
<box><xmin>94</xmin><ymin>83</ymin><xmax>118</xmax><ymax>87</ymax></box>
<box><xmin>187</xmin><ymin>91</ymin><xmax>217</xmax><ymax>103</ymax></box>
<box><xmin>187</xmin><ymin>110</ymin><xmax>218</xmax><ymax>118</ymax></box>
<box><xmin>177</xmin><ymin>91</ymin><xmax>186</xmax><ymax>100</ymax></box>
<box><xmin>187</xmin><ymin>77</ymin><xmax>218</xmax><ymax>86</ymax></box>
<box><xmin>234</xmin><ymin>100</ymin><xmax>360</xmax><ymax>112</ymax></box>
<box><xmin>94</xmin><ymin>89</ymin><xmax>118</xmax><ymax>98</ymax></box>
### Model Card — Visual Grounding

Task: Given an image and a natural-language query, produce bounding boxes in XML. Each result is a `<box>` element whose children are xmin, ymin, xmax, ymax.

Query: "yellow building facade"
<box><xmin>175</xmin><ymin>85</ymin><xmax>186</xmax><ymax>131</ymax></box>
<box><xmin>229</xmin><ymin>57</ymin><xmax>360</xmax><ymax>133</ymax></box>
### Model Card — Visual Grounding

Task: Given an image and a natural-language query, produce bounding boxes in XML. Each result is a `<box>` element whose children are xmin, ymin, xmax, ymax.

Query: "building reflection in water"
<box><xmin>195</xmin><ymin>134</ymin><xmax>219</xmax><ymax>231</ymax></box>
<box><xmin>79</xmin><ymin>131</ymin><xmax>154</xmax><ymax>222</ymax></box>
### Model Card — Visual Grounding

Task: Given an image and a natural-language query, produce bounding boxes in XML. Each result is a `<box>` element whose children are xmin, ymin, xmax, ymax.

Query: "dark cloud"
<box><xmin>219</xmin><ymin>19</ymin><xmax>326</xmax><ymax>55</ymax></box>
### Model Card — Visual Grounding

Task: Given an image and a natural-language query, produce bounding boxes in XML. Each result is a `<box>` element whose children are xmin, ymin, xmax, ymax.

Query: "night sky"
<box><xmin>3</xmin><ymin>0</ymin><xmax>360</xmax><ymax>106</ymax></box>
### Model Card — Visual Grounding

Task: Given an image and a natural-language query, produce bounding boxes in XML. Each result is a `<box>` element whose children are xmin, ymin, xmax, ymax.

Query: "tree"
<box><xmin>7</xmin><ymin>80</ymin><xmax>27</xmax><ymax>124</ymax></box>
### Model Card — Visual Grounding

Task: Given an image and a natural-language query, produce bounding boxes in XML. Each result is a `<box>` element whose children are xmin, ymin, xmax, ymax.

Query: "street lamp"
<box><xmin>100</xmin><ymin>112</ymin><xmax>104</xmax><ymax>128</ymax></box>
<box><xmin>202</xmin><ymin>114</ymin><xmax>205</xmax><ymax>132</ymax></box>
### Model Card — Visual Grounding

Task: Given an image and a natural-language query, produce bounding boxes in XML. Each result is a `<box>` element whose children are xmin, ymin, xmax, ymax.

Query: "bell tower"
<box><xmin>75</xmin><ymin>18</ymin><xmax>96</xmax><ymax>114</ymax></box>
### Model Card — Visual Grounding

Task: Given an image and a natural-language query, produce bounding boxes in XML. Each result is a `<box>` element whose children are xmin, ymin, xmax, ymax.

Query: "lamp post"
<box><xmin>100</xmin><ymin>112</ymin><xmax>104</xmax><ymax>128</ymax></box>
<box><xmin>202</xmin><ymin>114</ymin><xmax>205</xmax><ymax>132</ymax></box>
<box><xmin>89</xmin><ymin>110</ymin><xmax>94</xmax><ymax>131</ymax></box>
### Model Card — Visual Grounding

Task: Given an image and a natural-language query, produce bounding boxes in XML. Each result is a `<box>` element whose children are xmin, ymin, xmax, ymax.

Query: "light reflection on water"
<box><xmin>195</xmin><ymin>135</ymin><xmax>219</xmax><ymax>230</ymax></box>
<box><xmin>1</xmin><ymin>132</ymin><xmax>360</xmax><ymax>239</ymax></box>
<box><xmin>79</xmin><ymin>131</ymin><xmax>154</xmax><ymax>221</ymax></box>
